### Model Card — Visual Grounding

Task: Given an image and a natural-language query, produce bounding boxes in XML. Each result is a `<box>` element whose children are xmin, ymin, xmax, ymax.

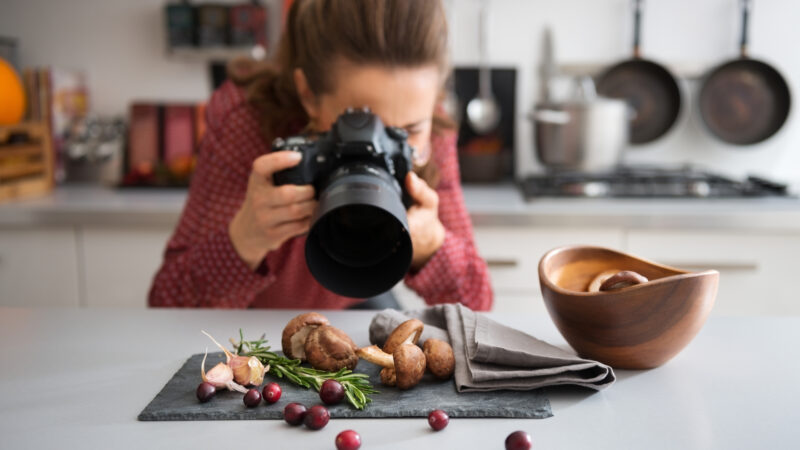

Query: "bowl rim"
<box><xmin>538</xmin><ymin>245</ymin><xmax>720</xmax><ymax>297</ymax></box>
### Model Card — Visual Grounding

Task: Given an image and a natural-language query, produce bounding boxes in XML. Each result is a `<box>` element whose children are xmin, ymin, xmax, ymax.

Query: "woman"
<box><xmin>148</xmin><ymin>0</ymin><xmax>493</xmax><ymax>310</ymax></box>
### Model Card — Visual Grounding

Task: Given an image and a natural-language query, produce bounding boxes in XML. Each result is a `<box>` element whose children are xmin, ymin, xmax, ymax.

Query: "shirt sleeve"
<box><xmin>403</xmin><ymin>131</ymin><xmax>494</xmax><ymax>311</ymax></box>
<box><xmin>148</xmin><ymin>88</ymin><xmax>276</xmax><ymax>308</ymax></box>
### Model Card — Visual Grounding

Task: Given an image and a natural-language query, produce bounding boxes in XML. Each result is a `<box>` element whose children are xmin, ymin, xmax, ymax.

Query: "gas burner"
<box><xmin>520</xmin><ymin>166</ymin><xmax>790</xmax><ymax>199</ymax></box>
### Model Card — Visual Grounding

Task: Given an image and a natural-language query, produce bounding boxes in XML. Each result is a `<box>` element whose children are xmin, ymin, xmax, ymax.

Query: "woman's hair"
<box><xmin>231</xmin><ymin>0</ymin><xmax>454</xmax><ymax>185</ymax></box>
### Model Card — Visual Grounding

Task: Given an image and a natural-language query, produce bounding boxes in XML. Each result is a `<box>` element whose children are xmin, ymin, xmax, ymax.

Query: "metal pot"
<box><xmin>532</xmin><ymin>77</ymin><xmax>630</xmax><ymax>172</ymax></box>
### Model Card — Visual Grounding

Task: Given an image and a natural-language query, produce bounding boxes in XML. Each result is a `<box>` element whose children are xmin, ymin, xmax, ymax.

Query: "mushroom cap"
<box><xmin>383</xmin><ymin>319</ymin><xmax>424</xmax><ymax>354</ymax></box>
<box><xmin>393</xmin><ymin>344</ymin><xmax>426</xmax><ymax>390</ymax></box>
<box><xmin>587</xmin><ymin>269</ymin><xmax>621</xmax><ymax>293</ymax></box>
<box><xmin>281</xmin><ymin>312</ymin><xmax>330</xmax><ymax>360</ymax></box>
<box><xmin>304</xmin><ymin>325</ymin><xmax>358</xmax><ymax>371</ymax></box>
<box><xmin>599</xmin><ymin>270</ymin><xmax>649</xmax><ymax>292</ymax></box>
<box><xmin>423</xmin><ymin>339</ymin><xmax>455</xmax><ymax>380</ymax></box>
<box><xmin>380</xmin><ymin>367</ymin><xmax>396</xmax><ymax>387</ymax></box>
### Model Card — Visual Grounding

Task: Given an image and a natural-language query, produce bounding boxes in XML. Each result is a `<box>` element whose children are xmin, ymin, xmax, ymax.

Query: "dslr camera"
<box><xmin>272</xmin><ymin>107</ymin><xmax>416</xmax><ymax>298</ymax></box>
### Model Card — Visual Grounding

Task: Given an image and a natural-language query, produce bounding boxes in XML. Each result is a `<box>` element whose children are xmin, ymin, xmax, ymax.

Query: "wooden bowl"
<box><xmin>538</xmin><ymin>246</ymin><xmax>718</xmax><ymax>369</ymax></box>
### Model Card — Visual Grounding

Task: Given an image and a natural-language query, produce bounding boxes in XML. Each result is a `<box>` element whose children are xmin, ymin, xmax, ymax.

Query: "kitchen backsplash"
<box><xmin>1</xmin><ymin>0</ymin><xmax>798</xmax><ymax>184</ymax></box>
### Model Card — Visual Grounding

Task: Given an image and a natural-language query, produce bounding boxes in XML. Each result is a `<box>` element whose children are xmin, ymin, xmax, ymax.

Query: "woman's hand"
<box><xmin>405</xmin><ymin>172</ymin><xmax>446</xmax><ymax>271</ymax></box>
<box><xmin>229</xmin><ymin>151</ymin><xmax>317</xmax><ymax>269</ymax></box>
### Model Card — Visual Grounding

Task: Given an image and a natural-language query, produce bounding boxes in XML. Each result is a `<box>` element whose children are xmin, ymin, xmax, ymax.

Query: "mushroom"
<box><xmin>382</xmin><ymin>319</ymin><xmax>424</xmax><ymax>353</ymax></box>
<box><xmin>357</xmin><ymin>344</ymin><xmax>426</xmax><ymax>390</ymax></box>
<box><xmin>587</xmin><ymin>269</ymin><xmax>622</xmax><ymax>293</ymax></box>
<box><xmin>423</xmin><ymin>339</ymin><xmax>455</xmax><ymax>380</ymax></box>
<box><xmin>304</xmin><ymin>325</ymin><xmax>359</xmax><ymax>371</ymax></box>
<box><xmin>380</xmin><ymin>367</ymin><xmax>397</xmax><ymax>387</ymax></box>
<box><xmin>281</xmin><ymin>312</ymin><xmax>330</xmax><ymax>361</ymax></box>
<box><xmin>599</xmin><ymin>270</ymin><xmax>649</xmax><ymax>292</ymax></box>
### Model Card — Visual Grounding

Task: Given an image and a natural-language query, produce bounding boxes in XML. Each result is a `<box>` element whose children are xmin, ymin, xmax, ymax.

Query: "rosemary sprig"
<box><xmin>232</xmin><ymin>330</ymin><xmax>377</xmax><ymax>410</ymax></box>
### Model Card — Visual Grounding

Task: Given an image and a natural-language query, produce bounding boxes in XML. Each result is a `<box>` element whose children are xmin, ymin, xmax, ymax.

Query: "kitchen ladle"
<box><xmin>466</xmin><ymin>0</ymin><xmax>500</xmax><ymax>135</ymax></box>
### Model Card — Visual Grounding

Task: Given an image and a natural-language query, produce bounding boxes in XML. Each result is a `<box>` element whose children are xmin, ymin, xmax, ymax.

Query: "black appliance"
<box><xmin>520</xmin><ymin>166</ymin><xmax>791</xmax><ymax>199</ymax></box>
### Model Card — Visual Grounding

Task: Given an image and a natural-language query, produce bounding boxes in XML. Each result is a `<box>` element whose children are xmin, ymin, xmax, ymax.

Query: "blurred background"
<box><xmin>1</xmin><ymin>0</ymin><xmax>799</xmax><ymax>315</ymax></box>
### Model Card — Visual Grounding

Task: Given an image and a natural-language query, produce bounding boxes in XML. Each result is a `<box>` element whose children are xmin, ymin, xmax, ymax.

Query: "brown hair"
<box><xmin>230</xmin><ymin>0</ymin><xmax>455</xmax><ymax>186</ymax></box>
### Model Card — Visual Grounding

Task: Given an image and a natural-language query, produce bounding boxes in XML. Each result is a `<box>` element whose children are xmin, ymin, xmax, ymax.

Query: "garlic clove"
<box><xmin>229</xmin><ymin>355</ymin><xmax>267</xmax><ymax>386</ymax></box>
<box><xmin>201</xmin><ymin>348</ymin><xmax>233</xmax><ymax>387</ymax></box>
<box><xmin>200</xmin><ymin>348</ymin><xmax>249</xmax><ymax>393</ymax></box>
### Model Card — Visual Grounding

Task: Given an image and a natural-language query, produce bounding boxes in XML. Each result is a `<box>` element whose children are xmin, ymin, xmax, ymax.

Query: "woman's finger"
<box><xmin>266</xmin><ymin>184</ymin><xmax>316</xmax><ymax>207</ymax></box>
<box><xmin>406</xmin><ymin>172</ymin><xmax>438</xmax><ymax>209</ymax></box>
<box><xmin>251</xmin><ymin>151</ymin><xmax>303</xmax><ymax>184</ymax></box>
<box><xmin>269</xmin><ymin>199</ymin><xmax>317</xmax><ymax>225</ymax></box>
<box><xmin>268</xmin><ymin>218</ymin><xmax>312</xmax><ymax>242</ymax></box>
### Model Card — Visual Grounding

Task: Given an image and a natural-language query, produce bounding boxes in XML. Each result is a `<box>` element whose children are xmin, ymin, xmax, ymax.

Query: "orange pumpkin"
<box><xmin>0</xmin><ymin>58</ymin><xmax>26</xmax><ymax>125</ymax></box>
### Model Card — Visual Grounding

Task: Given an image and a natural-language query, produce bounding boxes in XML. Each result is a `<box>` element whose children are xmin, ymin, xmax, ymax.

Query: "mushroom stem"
<box><xmin>357</xmin><ymin>345</ymin><xmax>395</xmax><ymax>368</ymax></box>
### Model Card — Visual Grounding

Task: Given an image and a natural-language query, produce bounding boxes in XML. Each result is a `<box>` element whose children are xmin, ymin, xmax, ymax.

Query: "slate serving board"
<box><xmin>138</xmin><ymin>352</ymin><xmax>552</xmax><ymax>421</ymax></box>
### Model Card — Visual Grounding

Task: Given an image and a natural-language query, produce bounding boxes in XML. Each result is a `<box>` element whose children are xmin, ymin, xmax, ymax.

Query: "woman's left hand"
<box><xmin>405</xmin><ymin>172</ymin><xmax>446</xmax><ymax>271</ymax></box>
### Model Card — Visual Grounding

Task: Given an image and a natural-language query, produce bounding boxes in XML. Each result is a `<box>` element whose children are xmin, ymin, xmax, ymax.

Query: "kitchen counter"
<box><xmin>2</xmin><ymin>183</ymin><xmax>800</xmax><ymax>230</ymax></box>
<box><xmin>1</xmin><ymin>307</ymin><xmax>797</xmax><ymax>449</ymax></box>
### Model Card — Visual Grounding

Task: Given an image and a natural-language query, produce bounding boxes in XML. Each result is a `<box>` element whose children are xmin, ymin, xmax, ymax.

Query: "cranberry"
<box><xmin>243</xmin><ymin>388</ymin><xmax>261</xmax><ymax>407</ymax></box>
<box><xmin>335</xmin><ymin>429</ymin><xmax>362</xmax><ymax>450</ymax></box>
<box><xmin>319</xmin><ymin>379</ymin><xmax>345</xmax><ymax>405</ymax></box>
<box><xmin>283</xmin><ymin>402</ymin><xmax>308</xmax><ymax>426</ymax></box>
<box><xmin>196</xmin><ymin>382</ymin><xmax>216</xmax><ymax>403</ymax></box>
<box><xmin>427</xmin><ymin>409</ymin><xmax>449</xmax><ymax>431</ymax></box>
<box><xmin>262</xmin><ymin>382</ymin><xmax>282</xmax><ymax>404</ymax></box>
<box><xmin>505</xmin><ymin>430</ymin><xmax>532</xmax><ymax>450</ymax></box>
<box><xmin>303</xmin><ymin>405</ymin><xmax>330</xmax><ymax>430</ymax></box>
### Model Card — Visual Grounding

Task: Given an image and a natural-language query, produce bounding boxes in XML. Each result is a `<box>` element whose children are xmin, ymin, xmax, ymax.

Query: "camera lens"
<box><xmin>317</xmin><ymin>204</ymin><xmax>404</xmax><ymax>268</ymax></box>
<box><xmin>305</xmin><ymin>164</ymin><xmax>412</xmax><ymax>298</ymax></box>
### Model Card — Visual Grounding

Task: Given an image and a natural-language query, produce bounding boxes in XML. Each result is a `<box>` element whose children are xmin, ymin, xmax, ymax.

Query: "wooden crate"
<box><xmin>0</xmin><ymin>122</ymin><xmax>54</xmax><ymax>203</ymax></box>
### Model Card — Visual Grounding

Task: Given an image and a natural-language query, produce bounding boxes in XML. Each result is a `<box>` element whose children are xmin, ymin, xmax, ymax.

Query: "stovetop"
<box><xmin>520</xmin><ymin>166</ymin><xmax>792</xmax><ymax>199</ymax></box>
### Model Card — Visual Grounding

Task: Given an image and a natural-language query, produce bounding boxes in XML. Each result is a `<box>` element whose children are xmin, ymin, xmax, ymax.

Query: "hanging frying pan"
<box><xmin>698</xmin><ymin>0</ymin><xmax>791</xmax><ymax>145</ymax></box>
<box><xmin>596</xmin><ymin>0</ymin><xmax>682</xmax><ymax>145</ymax></box>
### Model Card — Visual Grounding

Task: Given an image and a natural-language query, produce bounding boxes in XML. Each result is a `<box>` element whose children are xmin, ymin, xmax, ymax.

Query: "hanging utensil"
<box><xmin>596</xmin><ymin>0</ymin><xmax>682</xmax><ymax>145</ymax></box>
<box><xmin>466</xmin><ymin>0</ymin><xmax>501</xmax><ymax>135</ymax></box>
<box><xmin>698</xmin><ymin>0</ymin><xmax>791</xmax><ymax>145</ymax></box>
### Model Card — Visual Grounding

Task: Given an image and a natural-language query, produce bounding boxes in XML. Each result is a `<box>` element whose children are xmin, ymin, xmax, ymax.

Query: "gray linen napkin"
<box><xmin>369</xmin><ymin>304</ymin><xmax>615</xmax><ymax>392</ymax></box>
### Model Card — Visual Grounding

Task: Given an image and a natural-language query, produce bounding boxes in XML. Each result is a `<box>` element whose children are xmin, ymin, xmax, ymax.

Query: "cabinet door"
<box><xmin>627</xmin><ymin>230</ymin><xmax>800</xmax><ymax>315</ymax></box>
<box><xmin>0</xmin><ymin>226</ymin><xmax>80</xmax><ymax>307</ymax></box>
<box><xmin>82</xmin><ymin>226</ymin><xmax>172</xmax><ymax>308</ymax></box>
<box><xmin>473</xmin><ymin>227</ymin><xmax>625</xmax><ymax>313</ymax></box>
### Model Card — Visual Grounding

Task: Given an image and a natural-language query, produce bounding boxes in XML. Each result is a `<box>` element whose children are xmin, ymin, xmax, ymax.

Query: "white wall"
<box><xmin>2</xmin><ymin>0</ymin><xmax>799</xmax><ymax>183</ymax></box>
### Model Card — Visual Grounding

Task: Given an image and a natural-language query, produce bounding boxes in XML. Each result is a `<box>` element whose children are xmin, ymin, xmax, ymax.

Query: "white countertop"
<box><xmin>1</xmin><ymin>307</ymin><xmax>798</xmax><ymax>449</ymax></box>
<box><xmin>2</xmin><ymin>184</ymin><xmax>800</xmax><ymax>230</ymax></box>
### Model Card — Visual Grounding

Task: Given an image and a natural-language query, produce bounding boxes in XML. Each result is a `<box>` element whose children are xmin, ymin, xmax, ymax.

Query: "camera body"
<box><xmin>272</xmin><ymin>107</ymin><xmax>414</xmax><ymax>208</ymax></box>
<box><xmin>271</xmin><ymin>107</ymin><xmax>417</xmax><ymax>299</ymax></box>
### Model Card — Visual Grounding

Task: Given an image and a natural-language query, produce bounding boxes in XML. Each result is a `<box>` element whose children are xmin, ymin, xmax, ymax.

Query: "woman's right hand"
<box><xmin>229</xmin><ymin>151</ymin><xmax>317</xmax><ymax>269</ymax></box>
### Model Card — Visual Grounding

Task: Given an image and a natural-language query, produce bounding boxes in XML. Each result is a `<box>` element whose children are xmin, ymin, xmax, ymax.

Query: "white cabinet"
<box><xmin>473</xmin><ymin>227</ymin><xmax>625</xmax><ymax>313</ymax></box>
<box><xmin>0</xmin><ymin>226</ymin><xmax>81</xmax><ymax>307</ymax></box>
<box><xmin>393</xmin><ymin>227</ymin><xmax>625</xmax><ymax>314</ymax></box>
<box><xmin>627</xmin><ymin>230</ymin><xmax>800</xmax><ymax>316</ymax></box>
<box><xmin>81</xmin><ymin>226</ymin><xmax>172</xmax><ymax>308</ymax></box>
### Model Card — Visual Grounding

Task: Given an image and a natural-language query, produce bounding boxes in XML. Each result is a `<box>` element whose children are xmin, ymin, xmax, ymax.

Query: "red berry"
<box><xmin>505</xmin><ymin>430</ymin><xmax>532</xmax><ymax>450</ymax></box>
<box><xmin>196</xmin><ymin>382</ymin><xmax>216</xmax><ymax>403</ymax></box>
<box><xmin>320</xmin><ymin>379</ymin><xmax>345</xmax><ymax>405</ymax></box>
<box><xmin>335</xmin><ymin>429</ymin><xmax>362</xmax><ymax>450</ymax></box>
<box><xmin>427</xmin><ymin>409</ymin><xmax>449</xmax><ymax>431</ymax></box>
<box><xmin>303</xmin><ymin>405</ymin><xmax>330</xmax><ymax>430</ymax></box>
<box><xmin>283</xmin><ymin>403</ymin><xmax>307</xmax><ymax>426</ymax></box>
<box><xmin>262</xmin><ymin>382</ymin><xmax>282</xmax><ymax>404</ymax></box>
<box><xmin>243</xmin><ymin>388</ymin><xmax>261</xmax><ymax>407</ymax></box>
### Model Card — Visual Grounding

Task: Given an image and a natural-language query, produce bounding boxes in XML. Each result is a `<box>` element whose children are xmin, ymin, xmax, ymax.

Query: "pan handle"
<box><xmin>740</xmin><ymin>0</ymin><xmax>752</xmax><ymax>58</ymax></box>
<box><xmin>632</xmin><ymin>0</ymin><xmax>643</xmax><ymax>58</ymax></box>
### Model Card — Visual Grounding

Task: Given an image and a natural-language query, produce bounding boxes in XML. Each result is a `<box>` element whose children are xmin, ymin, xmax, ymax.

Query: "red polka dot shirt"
<box><xmin>148</xmin><ymin>81</ymin><xmax>493</xmax><ymax>310</ymax></box>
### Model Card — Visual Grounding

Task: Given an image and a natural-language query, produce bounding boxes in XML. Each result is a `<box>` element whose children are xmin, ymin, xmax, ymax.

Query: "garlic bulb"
<box><xmin>200</xmin><ymin>349</ymin><xmax>248</xmax><ymax>393</ymax></box>
<box><xmin>202</xmin><ymin>330</ymin><xmax>268</xmax><ymax>387</ymax></box>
